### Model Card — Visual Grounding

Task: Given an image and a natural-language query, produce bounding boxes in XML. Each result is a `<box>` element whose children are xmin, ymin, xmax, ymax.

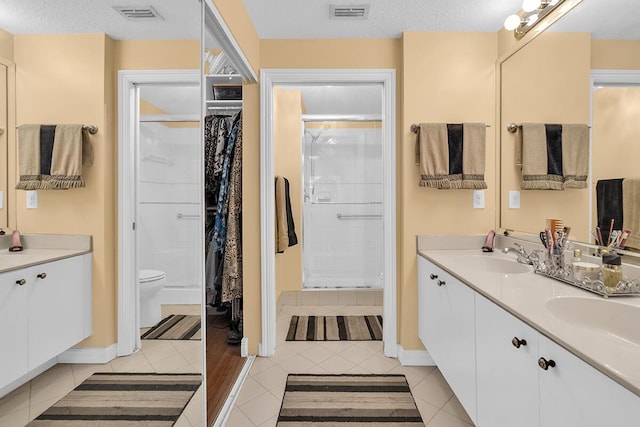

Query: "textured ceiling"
<box><xmin>0</xmin><ymin>0</ymin><xmax>636</xmax><ymax>42</ymax></box>
<box><xmin>0</xmin><ymin>0</ymin><xmax>200</xmax><ymax>40</ymax></box>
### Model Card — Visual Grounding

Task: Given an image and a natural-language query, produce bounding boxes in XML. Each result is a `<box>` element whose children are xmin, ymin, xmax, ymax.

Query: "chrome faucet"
<box><xmin>502</xmin><ymin>243</ymin><xmax>538</xmax><ymax>265</ymax></box>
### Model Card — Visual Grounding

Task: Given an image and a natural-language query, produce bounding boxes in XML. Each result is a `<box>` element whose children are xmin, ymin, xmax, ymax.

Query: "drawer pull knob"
<box><xmin>16</xmin><ymin>279</ymin><xmax>26</xmax><ymax>286</ymax></box>
<box><xmin>538</xmin><ymin>357</ymin><xmax>556</xmax><ymax>370</ymax></box>
<box><xmin>37</xmin><ymin>273</ymin><xmax>47</xmax><ymax>279</ymax></box>
<box><xmin>437</xmin><ymin>280</ymin><xmax>446</xmax><ymax>286</ymax></box>
<box><xmin>512</xmin><ymin>337</ymin><xmax>527</xmax><ymax>348</ymax></box>
<box><xmin>429</xmin><ymin>273</ymin><xmax>438</xmax><ymax>280</ymax></box>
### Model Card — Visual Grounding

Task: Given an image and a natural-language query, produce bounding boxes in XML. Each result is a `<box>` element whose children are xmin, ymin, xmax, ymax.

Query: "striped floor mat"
<box><xmin>286</xmin><ymin>315</ymin><xmax>383</xmax><ymax>341</ymax></box>
<box><xmin>27</xmin><ymin>372</ymin><xmax>202</xmax><ymax>426</ymax></box>
<box><xmin>277</xmin><ymin>374</ymin><xmax>424</xmax><ymax>426</ymax></box>
<box><xmin>142</xmin><ymin>314</ymin><xmax>201</xmax><ymax>340</ymax></box>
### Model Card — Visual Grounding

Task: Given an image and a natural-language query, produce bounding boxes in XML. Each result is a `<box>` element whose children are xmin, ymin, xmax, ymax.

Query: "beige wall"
<box><xmin>592</xmin><ymin>39</ymin><xmax>640</xmax><ymax>70</ymax></box>
<box><xmin>500</xmin><ymin>32</ymin><xmax>591</xmax><ymax>242</ymax></box>
<box><xmin>14</xmin><ymin>33</ymin><xmax>115</xmax><ymax>347</ymax></box>
<box><xmin>113</xmin><ymin>39</ymin><xmax>199</xmax><ymax>70</ymax></box>
<box><xmin>273</xmin><ymin>87</ymin><xmax>302</xmax><ymax>297</ymax></box>
<box><xmin>0</xmin><ymin>28</ymin><xmax>13</xmax><ymax>61</ymax></box>
<box><xmin>402</xmin><ymin>32</ymin><xmax>497</xmax><ymax>349</ymax></box>
<box><xmin>591</xmin><ymin>87</ymin><xmax>640</xmax><ymax>231</ymax></box>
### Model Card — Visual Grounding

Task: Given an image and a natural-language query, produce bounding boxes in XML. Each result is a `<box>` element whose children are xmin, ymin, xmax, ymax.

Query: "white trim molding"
<box><xmin>259</xmin><ymin>69</ymin><xmax>397</xmax><ymax>357</ymax></box>
<box><xmin>398</xmin><ymin>346</ymin><xmax>435</xmax><ymax>367</ymax></box>
<box><xmin>58</xmin><ymin>344</ymin><xmax>118</xmax><ymax>364</ymax></box>
<box><xmin>117</xmin><ymin>70</ymin><xmax>200</xmax><ymax>357</ymax></box>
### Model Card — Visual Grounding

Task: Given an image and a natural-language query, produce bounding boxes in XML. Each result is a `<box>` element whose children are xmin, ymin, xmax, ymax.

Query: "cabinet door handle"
<box><xmin>538</xmin><ymin>357</ymin><xmax>556</xmax><ymax>370</ymax></box>
<box><xmin>512</xmin><ymin>337</ymin><xmax>527</xmax><ymax>348</ymax></box>
<box><xmin>16</xmin><ymin>279</ymin><xmax>26</xmax><ymax>286</ymax></box>
<box><xmin>37</xmin><ymin>273</ymin><xmax>47</xmax><ymax>279</ymax></box>
<box><xmin>429</xmin><ymin>273</ymin><xmax>438</xmax><ymax>280</ymax></box>
<box><xmin>437</xmin><ymin>279</ymin><xmax>446</xmax><ymax>286</ymax></box>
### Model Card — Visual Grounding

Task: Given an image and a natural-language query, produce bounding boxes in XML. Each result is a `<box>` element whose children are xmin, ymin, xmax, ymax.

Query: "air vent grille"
<box><xmin>330</xmin><ymin>5</ymin><xmax>370</xmax><ymax>19</ymax></box>
<box><xmin>113</xmin><ymin>6</ymin><xmax>164</xmax><ymax>21</ymax></box>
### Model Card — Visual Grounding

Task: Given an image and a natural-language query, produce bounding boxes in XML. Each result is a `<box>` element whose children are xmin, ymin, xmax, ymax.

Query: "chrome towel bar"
<box><xmin>336</xmin><ymin>213</ymin><xmax>383</xmax><ymax>220</ymax></box>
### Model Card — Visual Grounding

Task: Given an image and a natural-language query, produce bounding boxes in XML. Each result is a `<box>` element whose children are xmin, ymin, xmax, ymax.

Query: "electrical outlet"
<box><xmin>0</xmin><ymin>190</ymin><xmax>3</xmax><ymax>209</ymax></box>
<box><xmin>508</xmin><ymin>190</ymin><xmax>521</xmax><ymax>209</ymax></box>
<box><xmin>26</xmin><ymin>191</ymin><xmax>38</xmax><ymax>209</ymax></box>
<box><xmin>473</xmin><ymin>190</ymin><xmax>485</xmax><ymax>209</ymax></box>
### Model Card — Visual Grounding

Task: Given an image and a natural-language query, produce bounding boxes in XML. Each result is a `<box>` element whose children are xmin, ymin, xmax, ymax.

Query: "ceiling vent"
<box><xmin>113</xmin><ymin>6</ymin><xmax>164</xmax><ymax>21</ymax></box>
<box><xmin>330</xmin><ymin>5</ymin><xmax>370</xmax><ymax>19</ymax></box>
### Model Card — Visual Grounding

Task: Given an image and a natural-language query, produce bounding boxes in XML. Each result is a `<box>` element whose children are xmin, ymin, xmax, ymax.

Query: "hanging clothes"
<box><xmin>222</xmin><ymin>113</ymin><xmax>243</xmax><ymax>302</ymax></box>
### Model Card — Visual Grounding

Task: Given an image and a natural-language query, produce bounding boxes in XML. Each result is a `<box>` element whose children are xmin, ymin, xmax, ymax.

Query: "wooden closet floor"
<box><xmin>206</xmin><ymin>313</ymin><xmax>244</xmax><ymax>426</ymax></box>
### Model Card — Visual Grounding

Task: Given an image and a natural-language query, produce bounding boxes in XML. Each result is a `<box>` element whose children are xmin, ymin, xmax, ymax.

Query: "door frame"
<box><xmin>259</xmin><ymin>69</ymin><xmax>397</xmax><ymax>357</ymax></box>
<box><xmin>117</xmin><ymin>69</ymin><xmax>200</xmax><ymax>356</ymax></box>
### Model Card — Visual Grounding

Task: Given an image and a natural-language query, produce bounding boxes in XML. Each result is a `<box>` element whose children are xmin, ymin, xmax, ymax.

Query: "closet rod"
<box><xmin>16</xmin><ymin>124</ymin><xmax>98</xmax><ymax>134</ymax></box>
<box><xmin>410</xmin><ymin>123</ymin><xmax>490</xmax><ymax>134</ymax></box>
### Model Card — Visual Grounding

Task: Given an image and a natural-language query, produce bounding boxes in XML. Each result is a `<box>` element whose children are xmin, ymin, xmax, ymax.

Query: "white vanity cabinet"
<box><xmin>0</xmin><ymin>268</ymin><xmax>30</xmax><ymax>386</ymax></box>
<box><xmin>0</xmin><ymin>253</ymin><xmax>92</xmax><ymax>390</ymax></box>
<box><xmin>537</xmin><ymin>334</ymin><xmax>640</xmax><ymax>427</ymax></box>
<box><xmin>418</xmin><ymin>252</ymin><xmax>640</xmax><ymax>427</ymax></box>
<box><xmin>476</xmin><ymin>294</ymin><xmax>539</xmax><ymax>427</ymax></box>
<box><xmin>417</xmin><ymin>256</ymin><xmax>477</xmax><ymax>423</ymax></box>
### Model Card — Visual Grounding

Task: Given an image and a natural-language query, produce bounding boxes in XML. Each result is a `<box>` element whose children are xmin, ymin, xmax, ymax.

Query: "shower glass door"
<box><xmin>302</xmin><ymin>121</ymin><xmax>383</xmax><ymax>288</ymax></box>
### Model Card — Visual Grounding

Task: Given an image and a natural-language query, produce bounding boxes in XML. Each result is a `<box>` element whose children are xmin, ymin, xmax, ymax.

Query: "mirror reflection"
<box><xmin>499</xmin><ymin>0</ymin><xmax>640</xmax><ymax>253</ymax></box>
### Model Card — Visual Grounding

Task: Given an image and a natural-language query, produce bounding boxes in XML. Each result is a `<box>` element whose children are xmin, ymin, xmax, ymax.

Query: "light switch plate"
<box><xmin>26</xmin><ymin>191</ymin><xmax>38</xmax><ymax>209</ymax></box>
<box><xmin>508</xmin><ymin>190</ymin><xmax>521</xmax><ymax>209</ymax></box>
<box><xmin>0</xmin><ymin>190</ymin><xmax>3</xmax><ymax>209</ymax></box>
<box><xmin>473</xmin><ymin>190</ymin><xmax>485</xmax><ymax>209</ymax></box>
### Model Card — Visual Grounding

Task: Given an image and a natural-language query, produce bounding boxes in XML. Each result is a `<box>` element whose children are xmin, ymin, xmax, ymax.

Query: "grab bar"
<box><xmin>336</xmin><ymin>213</ymin><xmax>383</xmax><ymax>220</ymax></box>
<box><xmin>177</xmin><ymin>213</ymin><xmax>200</xmax><ymax>220</ymax></box>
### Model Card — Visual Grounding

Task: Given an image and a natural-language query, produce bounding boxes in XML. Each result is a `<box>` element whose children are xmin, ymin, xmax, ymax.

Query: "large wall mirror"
<box><xmin>499</xmin><ymin>0</ymin><xmax>640</xmax><ymax>252</ymax></box>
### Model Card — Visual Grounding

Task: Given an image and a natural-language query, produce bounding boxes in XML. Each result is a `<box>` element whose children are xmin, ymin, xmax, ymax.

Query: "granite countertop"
<box><xmin>0</xmin><ymin>233</ymin><xmax>92</xmax><ymax>273</ymax></box>
<box><xmin>417</xmin><ymin>235</ymin><xmax>640</xmax><ymax>397</ymax></box>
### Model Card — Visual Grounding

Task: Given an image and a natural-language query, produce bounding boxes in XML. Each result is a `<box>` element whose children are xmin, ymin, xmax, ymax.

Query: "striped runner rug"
<box><xmin>27</xmin><ymin>372</ymin><xmax>202</xmax><ymax>426</ymax></box>
<box><xmin>142</xmin><ymin>314</ymin><xmax>201</xmax><ymax>340</ymax></box>
<box><xmin>286</xmin><ymin>315</ymin><xmax>383</xmax><ymax>341</ymax></box>
<box><xmin>277</xmin><ymin>374</ymin><xmax>424</xmax><ymax>426</ymax></box>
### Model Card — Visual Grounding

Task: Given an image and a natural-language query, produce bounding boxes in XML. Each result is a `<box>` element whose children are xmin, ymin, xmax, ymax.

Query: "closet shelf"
<box><xmin>206</xmin><ymin>73</ymin><xmax>243</xmax><ymax>84</ymax></box>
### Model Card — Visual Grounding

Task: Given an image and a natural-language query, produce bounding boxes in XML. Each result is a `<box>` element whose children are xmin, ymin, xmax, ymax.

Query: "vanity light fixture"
<box><xmin>504</xmin><ymin>0</ymin><xmax>565</xmax><ymax>39</ymax></box>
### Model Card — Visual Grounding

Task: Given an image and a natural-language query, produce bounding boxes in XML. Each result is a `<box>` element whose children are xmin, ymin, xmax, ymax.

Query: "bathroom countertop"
<box><xmin>0</xmin><ymin>233</ymin><xmax>92</xmax><ymax>273</ymax></box>
<box><xmin>417</xmin><ymin>234</ymin><xmax>640</xmax><ymax>397</ymax></box>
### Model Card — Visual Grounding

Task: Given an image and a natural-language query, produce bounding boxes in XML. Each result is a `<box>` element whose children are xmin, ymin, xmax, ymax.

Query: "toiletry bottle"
<box><xmin>602</xmin><ymin>253</ymin><xmax>622</xmax><ymax>289</ymax></box>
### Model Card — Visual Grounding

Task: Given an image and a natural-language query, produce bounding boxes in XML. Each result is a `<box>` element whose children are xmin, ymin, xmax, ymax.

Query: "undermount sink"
<box><xmin>546</xmin><ymin>296</ymin><xmax>640</xmax><ymax>346</ymax></box>
<box><xmin>453</xmin><ymin>255</ymin><xmax>531</xmax><ymax>275</ymax></box>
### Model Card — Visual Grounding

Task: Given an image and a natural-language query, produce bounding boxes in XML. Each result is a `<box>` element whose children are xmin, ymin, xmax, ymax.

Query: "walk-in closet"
<box><xmin>202</xmin><ymin>1</ymin><xmax>256</xmax><ymax>425</ymax></box>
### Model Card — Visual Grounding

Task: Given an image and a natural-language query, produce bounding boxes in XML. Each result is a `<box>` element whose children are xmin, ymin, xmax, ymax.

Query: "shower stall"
<box><xmin>137</xmin><ymin>84</ymin><xmax>202</xmax><ymax>303</ymax></box>
<box><xmin>302</xmin><ymin>120</ymin><xmax>384</xmax><ymax>289</ymax></box>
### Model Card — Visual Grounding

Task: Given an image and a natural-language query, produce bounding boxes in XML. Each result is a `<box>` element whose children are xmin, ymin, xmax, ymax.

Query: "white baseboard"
<box><xmin>398</xmin><ymin>345</ymin><xmax>435</xmax><ymax>366</ymax></box>
<box><xmin>58</xmin><ymin>343</ymin><xmax>118</xmax><ymax>364</ymax></box>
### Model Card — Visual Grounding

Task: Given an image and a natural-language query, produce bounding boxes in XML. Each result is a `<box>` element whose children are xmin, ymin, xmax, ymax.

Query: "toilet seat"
<box><xmin>139</xmin><ymin>269</ymin><xmax>166</xmax><ymax>283</ymax></box>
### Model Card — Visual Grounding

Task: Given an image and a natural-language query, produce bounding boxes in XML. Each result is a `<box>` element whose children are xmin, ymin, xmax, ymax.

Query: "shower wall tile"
<box><xmin>317</xmin><ymin>291</ymin><xmax>338</xmax><ymax>306</ymax></box>
<box><xmin>356</xmin><ymin>290</ymin><xmax>379</xmax><ymax>306</ymax></box>
<box><xmin>337</xmin><ymin>291</ymin><xmax>357</xmax><ymax>306</ymax></box>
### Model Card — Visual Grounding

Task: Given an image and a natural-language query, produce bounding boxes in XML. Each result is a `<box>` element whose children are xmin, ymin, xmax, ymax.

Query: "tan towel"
<box><xmin>16</xmin><ymin>125</ymin><xmax>42</xmax><ymax>190</ymax></box>
<box><xmin>622</xmin><ymin>178</ymin><xmax>640</xmax><ymax>250</ymax></box>
<box><xmin>48</xmin><ymin>124</ymin><xmax>87</xmax><ymax>189</ymax></box>
<box><xmin>462</xmin><ymin>123</ymin><xmax>488</xmax><ymax>189</ymax></box>
<box><xmin>520</xmin><ymin>123</ymin><xmax>563</xmax><ymax>190</ymax></box>
<box><xmin>275</xmin><ymin>176</ymin><xmax>289</xmax><ymax>253</ymax></box>
<box><xmin>415</xmin><ymin>123</ymin><xmax>450</xmax><ymax>189</ymax></box>
<box><xmin>561</xmin><ymin>124</ymin><xmax>589</xmax><ymax>189</ymax></box>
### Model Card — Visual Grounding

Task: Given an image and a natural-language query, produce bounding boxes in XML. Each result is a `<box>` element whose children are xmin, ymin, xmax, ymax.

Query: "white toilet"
<box><xmin>139</xmin><ymin>269</ymin><xmax>167</xmax><ymax>328</ymax></box>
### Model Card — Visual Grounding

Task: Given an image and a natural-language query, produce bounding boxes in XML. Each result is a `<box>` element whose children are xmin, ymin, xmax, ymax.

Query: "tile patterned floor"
<box><xmin>0</xmin><ymin>305</ymin><xmax>203</xmax><ymax>427</ymax></box>
<box><xmin>226</xmin><ymin>305</ymin><xmax>475</xmax><ymax>427</ymax></box>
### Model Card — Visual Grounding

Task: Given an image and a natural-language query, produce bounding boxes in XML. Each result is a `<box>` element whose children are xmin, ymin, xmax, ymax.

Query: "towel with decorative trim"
<box><xmin>415</xmin><ymin>123</ymin><xmax>450</xmax><ymax>188</ymax></box>
<box><xmin>462</xmin><ymin>123</ymin><xmax>488</xmax><ymax>189</ymax></box>
<box><xmin>596</xmin><ymin>178</ymin><xmax>624</xmax><ymax>247</ymax></box>
<box><xmin>561</xmin><ymin>124</ymin><xmax>589</xmax><ymax>188</ymax></box>
<box><xmin>16</xmin><ymin>124</ymin><xmax>42</xmax><ymax>190</ymax></box>
<box><xmin>520</xmin><ymin>123</ymin><xmax>564</xmax><ymax>190</ymax></box>
<box><xmin>16</xmin><ymin>124</ymin><xmax>93</xmax><ymax>190</ymax></box>
<box><xmin>416</xmin><ymin>123</ymin><xmax>487</xmax><ymax>189</ymax></box>
<box><xmin>622</xmin><ymin>178</ymin><xmax>640</xmax><ymax>250</ymax></box>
